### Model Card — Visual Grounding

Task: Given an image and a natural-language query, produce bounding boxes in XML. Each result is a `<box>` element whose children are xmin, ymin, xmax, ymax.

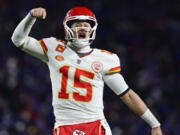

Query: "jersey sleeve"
<box><xmin>104</xmin><ymin>53</ymin><xmax>121</xmax><ymax>75</ymax></box>
<box><xmin>22</xmin><ymin>36</ymin><xmax>48</xmax><ymax>62</ymax></box>
<box><xmin>103</xmin><ymin>73</ymin><xmax>129</xmax><ymax>95</ymax></box>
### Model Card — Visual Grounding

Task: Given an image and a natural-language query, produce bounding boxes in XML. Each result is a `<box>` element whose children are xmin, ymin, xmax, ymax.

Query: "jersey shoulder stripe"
<box><xmin>39</xmin><ymin>39</ymin><xmax>48</xmax><ymax>56</ymax></box>
<box><xmin>106</xmin><ymin>66</ymin><xmax>121</xmax><ymax>75</ymax></box>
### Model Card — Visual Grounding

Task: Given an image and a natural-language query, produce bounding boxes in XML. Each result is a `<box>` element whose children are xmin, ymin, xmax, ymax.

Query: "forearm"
<box><xmin>120</xmin><ymin>89</ymin><xmax>147</xmax><ymax>115</ymax></box>
<box><xmin>121</xmin><ymin>90</ymin><xmax>160</xmax><ymax>128</ymax></box>
<box><xmin>11</xmin><ymin>10</ymin><xmax>36</xmax><ymax>47</ymax></box>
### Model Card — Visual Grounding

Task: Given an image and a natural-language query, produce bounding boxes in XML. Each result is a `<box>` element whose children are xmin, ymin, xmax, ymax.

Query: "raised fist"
<box><xmin>31</xmin><ymin>7</ymin><xmax>47</xmax><ymax>19</ymax></box>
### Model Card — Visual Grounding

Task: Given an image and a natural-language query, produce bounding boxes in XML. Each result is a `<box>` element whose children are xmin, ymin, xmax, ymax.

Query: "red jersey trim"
<box><xmin>106</xmin><ymin>66</ymin><xmax>121</xmax><ymax>75</ymax></box>
<box><xmin>39</xmin><ymin>40</ymin><xmax>48</xmax><ymax>56</ymax></box>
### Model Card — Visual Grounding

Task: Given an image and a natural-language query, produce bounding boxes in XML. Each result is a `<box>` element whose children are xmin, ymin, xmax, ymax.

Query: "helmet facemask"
<box><xmin>64</xmin><ymin>18</ymin><xmax>97</xmax><ymax>49</ymax></box>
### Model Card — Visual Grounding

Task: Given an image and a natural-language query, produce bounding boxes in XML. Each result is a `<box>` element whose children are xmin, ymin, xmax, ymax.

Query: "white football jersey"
<box><xmin>39</xmin><ymin>37</ymin><xmax>122</xmax><ymax>128</ymax></box>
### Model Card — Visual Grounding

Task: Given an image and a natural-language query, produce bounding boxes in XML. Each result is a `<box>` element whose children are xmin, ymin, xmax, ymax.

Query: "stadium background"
<box><xmin>0</xmin><ymin>0</ymin><xmax>179</xmax><ymax>135</ymax></box>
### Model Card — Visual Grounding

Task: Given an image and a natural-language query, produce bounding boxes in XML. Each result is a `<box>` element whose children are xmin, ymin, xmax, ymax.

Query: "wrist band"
<box><xmin>29</xmin><ymin>10</ymin><xmax>33</xmax><ymax>17</ymax></box>
<box><xmin>141</xmin><ymin>109</ymin><xmax>160</xmax><ymax>128</ymax></box>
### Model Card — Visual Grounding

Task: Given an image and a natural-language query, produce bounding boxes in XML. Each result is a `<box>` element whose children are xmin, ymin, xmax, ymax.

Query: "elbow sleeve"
<box><xmin>103</xmin><ymin>73</ymin><xmax>129</xmax><ymax>95</ymax></box>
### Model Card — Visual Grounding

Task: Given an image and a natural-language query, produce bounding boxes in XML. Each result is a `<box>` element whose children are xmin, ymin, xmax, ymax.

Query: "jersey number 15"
<box><xmin>58</xmin><ymin>65</ymin><xmax>95</xmax><ymax>103</ymax></box>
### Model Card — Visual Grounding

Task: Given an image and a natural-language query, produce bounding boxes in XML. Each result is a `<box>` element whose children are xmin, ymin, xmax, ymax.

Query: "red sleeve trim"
<box><xmin>106</xmin><ymin>66</ymin><xmax>121</xmax><ymax>75</ymax></box>
<box><xmin>109</xmin><ymin>66</ymin><xmax>121</xmax><ymax>71</ymax></box>
<box><xmin>39</xmin><ymin>40</ymin><xmax>48</xmax><ymax>55</ymax></box>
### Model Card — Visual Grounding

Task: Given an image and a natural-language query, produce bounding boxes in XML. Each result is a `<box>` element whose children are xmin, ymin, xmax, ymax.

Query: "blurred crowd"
<box><xmin>0</xmin><ymin>0</ymin><xmax>179</xmax><ymax>135</ymax></box>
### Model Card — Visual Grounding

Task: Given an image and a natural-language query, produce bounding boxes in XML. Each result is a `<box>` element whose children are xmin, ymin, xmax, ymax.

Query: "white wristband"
<box><xmin>141</xmin><ymin>109</ymin><xmax>160</xmax><ymax>128</ymax></box>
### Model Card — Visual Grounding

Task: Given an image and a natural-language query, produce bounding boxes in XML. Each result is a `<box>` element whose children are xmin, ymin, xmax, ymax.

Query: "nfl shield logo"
<box><xmin>73</xmin><ymin>129</ymin><xmax>86</xmax><ymax>135</ymax></box>
<box><xmin>77</xmin><ymin>59</ymin><xmax>81</xmax><ymax>64</ymax></box>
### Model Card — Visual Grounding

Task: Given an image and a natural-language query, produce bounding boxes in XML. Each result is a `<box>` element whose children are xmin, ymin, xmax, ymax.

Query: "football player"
<box><xmin>11</xmin><ymin>7</ymin><xmax>163</xmax><ymax>135</ymax></box>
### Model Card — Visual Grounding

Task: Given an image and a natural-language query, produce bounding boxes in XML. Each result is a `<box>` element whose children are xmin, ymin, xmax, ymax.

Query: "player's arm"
<box><xmin>11</xmin><ymin>8</ymin><xmax>48</xmax><ymax>61</ymax></box>
<box><xmin>120</xmin><ymin>89</ymin><xmax>163</xmax><ymax>135</ymax></box>
<box><xmin>104</xmin><ymin>73</ymin><xmax>163</xmax><ymax>135</ymax></box>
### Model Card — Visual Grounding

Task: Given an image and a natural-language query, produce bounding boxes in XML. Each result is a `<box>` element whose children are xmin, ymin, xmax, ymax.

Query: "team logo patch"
<box><xmin>55</xmin><ymin>55</ymin><xmax>64</xmax><ymax>61</ymax></box>
<box><xmin>56</xmin><ymin>44</ymin><xmax>66</xmax><ymax>53</ymax></box>
<box><xmin>91</xmin><ymin>61</ymin><xmax>103</xmax><ymax>73</ymax></box>
<box><xmin>73</xmin><ymin>130</ymin><xmax>86</xmax><ymax>135</ymax></box>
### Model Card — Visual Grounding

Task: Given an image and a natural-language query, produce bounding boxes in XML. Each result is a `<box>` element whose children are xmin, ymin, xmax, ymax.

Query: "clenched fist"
<box><xmin>31</xmin><ymin>7</ymin><xmax>47</xmax><ymax>19</ymax></box>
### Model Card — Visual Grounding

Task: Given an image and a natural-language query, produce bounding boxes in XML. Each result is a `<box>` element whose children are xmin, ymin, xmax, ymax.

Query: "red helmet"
<box><xmin>63</xmin><ymin>7</ymin><xmax>98</xmax><ymax>41</ymax></box>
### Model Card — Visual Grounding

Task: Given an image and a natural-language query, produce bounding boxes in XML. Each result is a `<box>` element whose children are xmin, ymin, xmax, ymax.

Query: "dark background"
<box><xmin>0</xmin><ymin>0</ymin><xmax>179</xmax><ymax>135</ymax></box>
